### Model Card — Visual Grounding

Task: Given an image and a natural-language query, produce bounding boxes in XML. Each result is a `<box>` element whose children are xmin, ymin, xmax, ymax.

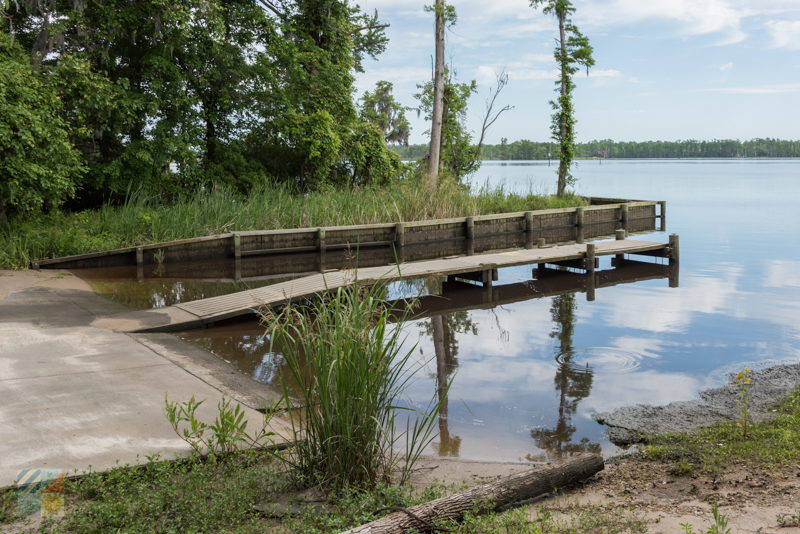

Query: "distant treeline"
<box><xmin>393</xmin><ymin>138</ymin><xmax>800</xmax><ymax>160</ymax></box>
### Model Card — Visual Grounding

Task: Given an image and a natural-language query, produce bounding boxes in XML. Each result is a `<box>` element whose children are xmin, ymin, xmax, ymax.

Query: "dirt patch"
<box><xmin>411</xmin><ymin>456</ymin><xmax>800</xmax><ymax>533</ymax></box>
<box><xmin>553</xmin><ymin>458</ymin><xmax>800</xmax><ymax>533</ymax></box>
<box><xmin>594</xmin><ymin>364</ymin><xmax>800</xmax><ymax>445</ymax></box>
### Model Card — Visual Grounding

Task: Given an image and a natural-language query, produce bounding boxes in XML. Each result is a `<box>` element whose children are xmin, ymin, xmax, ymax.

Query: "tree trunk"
<box><xmin>556</xmin><ymin>9</ymin><xmax>569</xmax><ymax>198</ymax></box>
<box><xmin>340</xmin><ymin>454</ymin><xmax>604</xmax><ymax>534</ymax></box>
<box><xmin>426</xmin><ymin>0</ymin><xmax>446</xmax><ymax>189</ymax></box>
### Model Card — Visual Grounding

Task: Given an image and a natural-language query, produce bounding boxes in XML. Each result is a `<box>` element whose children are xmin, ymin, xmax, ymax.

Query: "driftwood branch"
<box><xmin>340</xmin><ymin>454</ymin><xmax>604</xmax><ymax>534</ymax></box>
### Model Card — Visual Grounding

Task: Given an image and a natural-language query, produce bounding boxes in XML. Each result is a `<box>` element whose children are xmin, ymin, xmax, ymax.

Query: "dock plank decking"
<box><xmin>97</xmin><ymin>239</ymin><xmax>672</xmax><ymax>333</ymax></box>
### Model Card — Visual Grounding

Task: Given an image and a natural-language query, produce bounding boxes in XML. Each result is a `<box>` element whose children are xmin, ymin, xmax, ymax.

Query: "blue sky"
<box><xmin>354</xmin><ymin>0</ymin><xmax>800</xmax><ymax>144</ymax></box>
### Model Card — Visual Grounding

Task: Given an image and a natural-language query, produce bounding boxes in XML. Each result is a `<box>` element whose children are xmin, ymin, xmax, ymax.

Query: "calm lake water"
<box><xmin>393</xmin><ymin>158</ymin><xmax>800</xmax><ymax>461</ymax></box>
<box><xmin>80</xmin><ymin>159</ymin><xmax>800</xmax><ymax>462</ymax></box>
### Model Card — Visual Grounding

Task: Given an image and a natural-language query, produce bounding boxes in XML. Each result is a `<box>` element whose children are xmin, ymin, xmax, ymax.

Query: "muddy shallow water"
<box><xmin>76</xmin><ymin>159</ymin><xmax>800</xmax><ymax>463</ymax></box>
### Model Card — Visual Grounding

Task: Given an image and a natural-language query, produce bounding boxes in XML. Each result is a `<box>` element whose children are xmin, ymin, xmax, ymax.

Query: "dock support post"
<box><xmin>525</xmin><ymin>211</ymin><xmax>534</xmax><ymax>249</ymax></box>
<box><xmin>233</xmin><ymin>233</ymin><xmax>241</xmax><ymax>281</ymax></box>
<box><xmin>659</xmin><ymin>201</ymin><xmax>667</xmax><ymax>231</ymax></box>
<box><xmin>668</xmin><ymin>234</ymin><xmax>680</xmax><ymax>265</ymax></box>
<box><xmin>318</xmin><ymin>228</ymin><xmax>327</xmax><ymax>272</ymax></box>
<box><xmin>615</xmin><ymin>228</ymin><xmax>626</xmax><ymax>264</ymax></box>
<box><xmin>466</xmin><ymin>217</ymin><xmax>475</xmax><ymax>256</ymax></box>
<box><xmin>394</xmin><ymin>223</ymin><xmax>405</xmax><ymax>264</ymax></box>
<box><xmin>620</xmin><ymin>203</ymin><xmax>630</xmax><ymax>233</ymax></box>
<box><xmin>395</xmin><ymin>223</ymin><xmax>405</xmax><ymax>247</ymax></box>
<box><xmin>669</xmin><ymin>262</ymin><xmax>680</xmax><ymax>288</ymax></box>
<box><xmin>136</xmin><ymin>246</ymin><xmax>144</xmax><ymax>281</ymax></box>
<box><xmin>575</xmin><ymin>207</ymin><xmax>585</xmax><ymax>244</ymax></box>
<box><xmin>586</xmin><ymin>243</ymin><xmax>596</xmax><ymax>302</ymax></box>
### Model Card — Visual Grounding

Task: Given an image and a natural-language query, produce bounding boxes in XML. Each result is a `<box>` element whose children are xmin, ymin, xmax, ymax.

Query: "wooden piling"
<box><xmin>659</xmin><ymin>201</ymin><xmax>667</xmax><ymax>231</ymax></box>
<box><xmin>615</xmin><ymin>229</ymin><xmax>626</xmax><ymax>263</ymax></box>
<box><xmin>669</xmin><ymin>234</ymin><xmax>680</xmax><ymax>264</ymax></box>
<box><xmin>575</xmin><ymin>207</ymin><xmax>585</xmax><ymax>244</ymax></box>
<box><xmin>525</xmin><ymin>211</ymin><xmax>534</xmax><ymax>249</ymax></box>
<box><xmin>621</xmin><ymin>203</ymin><xmax>630</xmax><ymax>232</ymax></box>
<box><xmin>537</xmin><ymin>238</ymin><xmax>546</xmax><ymax>248</ymax></box>
<box><xmin>233</xmin><ymin>233</ymin><xmax>242</xmax><ymax>281</ymax></box>
<box><xmin>669</xmin><ymin>262</ymin><xmax>679</xmax><ymax>288</ymax></box>
<box><xmin>394</xmin><ymin>223</ymin><xmax>405</xmax><ymax>247</ymax></box>
<box><xmin>466</xmin><ymin>217</ymin><xmax>475</xmax><ymax>240</ymax></box>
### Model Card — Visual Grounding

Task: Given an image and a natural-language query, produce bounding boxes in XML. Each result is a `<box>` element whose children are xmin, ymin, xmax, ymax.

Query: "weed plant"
<box><xmin>734</xmin><ymin>367</ymin><xmax>752</xmax><ymax>439</ymax></box>
<box><xmin>265</xmin><ymin>283</ymin><xmax>441</xmax><ymax>490</ymax></box>
<box><xmin>0</xmin><ymin>180</ymin><xmax>583</xmax><ymax>268</ymax></box>
<box><xmin>681</xmin><ymin>505</ymin><xmax>732</xmax><ymax>534</ymax></box>
<box><xmin>164</xmin><ymin>395</ymin><xmax>275</xmax><ymax>460</ymax></box>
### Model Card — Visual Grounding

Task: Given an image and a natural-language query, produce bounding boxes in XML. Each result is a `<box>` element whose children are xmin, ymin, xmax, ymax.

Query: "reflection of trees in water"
<box><xmin>424</xmin><ymin>311</ymin><xmax>478</xmax><ymax>457</ymax></box>
<box><xmin>184</xmin><ymin>329</ymin><xmax>282</xmax><ymax>385</ymax></box>
<box><xmin>530</xmin><ymin>293</ymin><xmax>601</xmax><ymax>459</ymax></box>
<box><xmin>93</xmin><ymin>278</ymin><xmax>271</xmax><ymax>310</ymax></box>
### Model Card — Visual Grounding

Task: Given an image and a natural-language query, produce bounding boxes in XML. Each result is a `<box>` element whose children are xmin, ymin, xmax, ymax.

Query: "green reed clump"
<box><xmin>265</xmin><ymin>283</ymin><xmax>439</xmax><ymax>490</ymax></box>
<box><xmin>0</xmin><ymin>179</ymin><xmax>584</xmax><ymax>269</ymax></box>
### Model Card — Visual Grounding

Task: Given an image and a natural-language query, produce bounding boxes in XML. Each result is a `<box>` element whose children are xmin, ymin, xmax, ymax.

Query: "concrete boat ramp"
<box><xmin>97</xmin><ymin>238</ymin><xmax>676</xmax><ymax>333</ymax></box>
<box><xmin>0</xmin><ymin>270</ymin><xmax>290</xmax><ymax>489</ymax></box>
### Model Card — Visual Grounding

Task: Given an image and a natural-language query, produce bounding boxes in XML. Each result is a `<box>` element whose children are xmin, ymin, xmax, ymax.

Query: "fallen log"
<box><xmin>340</xmin><ymin>453</ymin><xmax>604</xmax><ymax>534</ymax></box>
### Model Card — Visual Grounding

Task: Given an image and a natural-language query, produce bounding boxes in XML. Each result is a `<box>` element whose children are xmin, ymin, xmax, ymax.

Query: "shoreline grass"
<box><xmin>266</xmin><ymin>284</ymin><xmax>440</xmax><ymax>489</ymax></box>
<box><xmin>641</xmin><ymin>386</ymin><xmax>800</xmax><ymax>474</ymax></box>
<box><xmin>0</xmin><ymin>180</ymin><xmax>584</xmax><ymax>269</ymax></box>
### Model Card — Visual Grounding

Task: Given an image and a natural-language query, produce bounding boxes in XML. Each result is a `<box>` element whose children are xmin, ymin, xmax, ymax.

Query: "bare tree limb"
<box><xmin>256</xmin><ymin>0</ymin><xmax>284</xmax><ymax>19</ymax></box>
<box><xmin>476</xmin><ymin>70</ymin><xmax>514</xmax><ymax>156</ymax></box>
<box><xmin>350</xmin><ymin>23</ymin><xmax>389</xmax><ymax>34</ymax></box>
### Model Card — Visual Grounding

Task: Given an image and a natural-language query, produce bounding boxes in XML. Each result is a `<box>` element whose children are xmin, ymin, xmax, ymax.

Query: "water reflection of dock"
<box><xmin>404</xmin><ymin>259</ymin><xmax>677</xmax><ymax>319</ymax></box>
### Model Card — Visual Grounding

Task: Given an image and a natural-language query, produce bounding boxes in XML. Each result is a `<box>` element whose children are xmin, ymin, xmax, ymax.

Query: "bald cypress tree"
<box><xmin>530</xmin><ymin>0</ymin><xmax>594</xmax><ymax>197</ymax></box>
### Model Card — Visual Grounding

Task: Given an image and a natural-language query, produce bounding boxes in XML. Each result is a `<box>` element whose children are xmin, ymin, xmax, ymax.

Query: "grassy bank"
<box><xmin>0</xmin><ymin>452</ymin><xmax>645</xmax><ymax>534</ymax></box>
<box><xmin>642</xmin><ymin>386</ymin><xmax>800</xmax><ymax>474</ymax></box>
<box><xmin>0</xmin><ymin>181</ymin><xmax>583</xmax><ymax>269</ymax></box>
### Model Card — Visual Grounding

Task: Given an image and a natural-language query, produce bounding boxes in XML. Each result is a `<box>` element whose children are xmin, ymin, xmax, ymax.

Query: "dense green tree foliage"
<box><xmin>359</xmin><ymin>81</ymin><xmax>410</xmax><ymax>146</ymax></box>
<box><xmin>395</xmin><ymin>138</ymin><xmax>800</xmax><ymax>160</ymax></box>
<box><xmin>531</xmin><ymin>0</ymin><xmax>594</xmax><ymax>197</ymax></box>
<box><xmin>1</xmin><ymin>0</ymin><xmax>398</xmax><ymax>213</ymax></box>
<box><xmin>0</xmin><ymin>33</ymin><xmax>83</xmax><ymax>217</ymax></box>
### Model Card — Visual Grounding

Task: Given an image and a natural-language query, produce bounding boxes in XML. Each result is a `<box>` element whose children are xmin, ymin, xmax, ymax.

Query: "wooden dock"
<box><xmin>95</xmin><ymin>237</ymin><xmax>677</xmax><ymax>333</ymax></box>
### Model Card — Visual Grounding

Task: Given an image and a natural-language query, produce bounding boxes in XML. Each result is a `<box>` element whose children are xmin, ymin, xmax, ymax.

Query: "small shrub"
<box><xmin>164</xmin><ymin>395</ymin><xmax>275</xmax><ymax>460</ymax></box>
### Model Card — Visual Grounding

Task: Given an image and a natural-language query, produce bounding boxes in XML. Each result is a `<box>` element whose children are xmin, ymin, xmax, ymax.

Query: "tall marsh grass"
<box><xmin>0</xmin><ymin>180</ymin><xmax>584</xmax><ymax>269</ymax></box>
<box><xmin>264</xmin><ymin>283</ymin><xmax>440</xmax><ymax>489</ymax></box>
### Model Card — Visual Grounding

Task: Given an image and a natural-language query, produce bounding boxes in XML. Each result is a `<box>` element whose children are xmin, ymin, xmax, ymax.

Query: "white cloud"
<box><xmin>719</xmin><ymin>61</ymin><xmax>734</xmax><ymax>71</ymax></box>
<box><xmin>579</xmin><ymin>0</ymin><xmax>749</xmax><ymax>44</ymax></box>
<box><xmin>701</xmin><ymin>83</ymin><xmax>800</xmax><ymax>94</ymax></box>
<box><xmin>765</xmin><ymin>20</ymin><xmax>800</xmax><ymax>49</ymax></box>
